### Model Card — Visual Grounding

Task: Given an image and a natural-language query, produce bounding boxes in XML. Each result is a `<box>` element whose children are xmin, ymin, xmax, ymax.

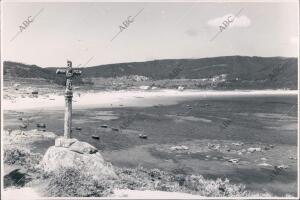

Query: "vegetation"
<box><xmin>4</xmin><ymin>56</ymin><xmax>298</xmax><ymax>90</ymax></box>
<box><xmin>4</xmin><ymin>145</ymin><xmax>272</xmax><ymax>197</ymax></box>
<box><xmin>4</xmin><ymin>147</ymin><xmax>42</xmax><ymax>172</ymax></box>
<box><xmin>46</xmin><ymin>167</ymin><xmax>114</xmax><ymax>197</ymax></box>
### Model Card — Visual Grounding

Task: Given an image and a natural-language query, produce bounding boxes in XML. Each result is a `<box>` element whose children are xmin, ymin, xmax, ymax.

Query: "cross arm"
<box><xmin>56</xmin><ymin>69</ymin><xmax>67</xmax><ymax>74</ymax></box>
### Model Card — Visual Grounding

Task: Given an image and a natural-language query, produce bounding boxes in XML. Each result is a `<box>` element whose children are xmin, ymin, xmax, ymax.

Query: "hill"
<box><xmin>3</xmin><ymin>56</ymin><xmax>298</xmax><ymax>89</ymax></box>
<box><xmin>80</xmin><ymin>56</ymin><xmax>297</xmax><ymax>89</ymax></box>
<box><xmin>3</xmin><ymin>61</ymin><xmax>84</xmax><ymax>86</ymax></box>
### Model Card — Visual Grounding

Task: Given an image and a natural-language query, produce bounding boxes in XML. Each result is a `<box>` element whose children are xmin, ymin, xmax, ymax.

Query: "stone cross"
<box><xmin>56</xmin><ymin>61</ymin><xmax>82</xmax><ymax>138</ymax></box>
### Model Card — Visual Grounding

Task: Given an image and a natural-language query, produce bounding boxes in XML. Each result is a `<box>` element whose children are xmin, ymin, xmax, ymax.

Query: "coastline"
<box><xmin>3</xmin><ymin>89</ymin><xmax>298</xmax><ymax>111</ymax></box>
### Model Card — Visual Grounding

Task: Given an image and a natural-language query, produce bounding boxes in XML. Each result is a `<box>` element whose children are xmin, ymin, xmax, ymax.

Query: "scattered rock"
<box><xmin>31</xmin><ymin>91</ymin><xmax>38</xmax><ymax>95</ymax></box>
<box><xmin>232</xmin><ymin>142</ymin><xmax>244</xmax><ymax>146</ymax></box>
<box><xmin>273</xmin><ymin>165</ymin><xmax>289</xmax><ymax>175</ymax></box>
<box><xmin>275</xmin><ymin>165</ymin><xmax>289</xmax><ymax>170</ymax></box>
<box><xmin>112</xmin><ymin>128</ymin><xmax>119</xmax><ymax>132</ymax></box>
<box><xmin>247</xmin><ymin>147</ymin><xmax>261</xmax><ymax>153</ymax></box>
<box><xmin>228</xmin><ymin>158</ymin><xmax>239</xmax><ymax>164</ymax></box>
<box><xmin>139</xmin><ymin>85</ymin><xmax>150</xmax><ymax>90</ymax></box>
<box><xmin>75</xmin><ymin>127</ymin><xmax>82</xmax><ymax>131</ymax></box>
<box><xmin>69</xmin><ymin>141</ymin><xmax>98</xmax><ymax>154</ymax></box>
<box><xmin>208</xmin><ymin>143</ymin><xmax>220</xmax><ymax>151</ymax></box>
<box><xmin>55</xmin><ymin>137</ymin><xmax>78</xmax><ymax>148</ymax></box>
<box><xmin>170</xmin><ymin>145</ymin><xmax>189</xmax><ymax>151</ymax></box>
<box><xmin>100</xmin><ymin>125</ymin><xmax>108</xmax><ymax>128</ymax></box>
<box><xmin>139</xmin><ymin>134</ymin><xmax>148</xmax><ymax>139</ymax></box>
<box><xmin>178</xmin><ymin>86</ymin><xmax>185</xmax><ymax>91</ymax></box>
<box><xmin>92</xmin><ymin>135</ymin><xmax>100</xmax><ymax>140</ymax></box>
<box><xmin>258</xmin><ymin>163</ymin><xmax>272</xmax><ymax>167</ymax></box>
<box><xmin>36</xmin><ymin>123</ymin><xmax>46</xmax><ymax>128</ymax></box>
<box><xmin>264</xmin><ymin>146</ymin><xmax>270</xmax><ymax>150</ymax></box>
<box><xmin>19</xmin><ymin>124</ymin><xmax>27</xmax><ymax>129</ymax></box>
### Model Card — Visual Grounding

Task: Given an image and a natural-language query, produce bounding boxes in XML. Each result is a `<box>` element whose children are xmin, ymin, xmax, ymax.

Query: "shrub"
<box><xmin>182</xmin><ymin>175</ymin><xmax>248</xmax><ymax>197</ymax></box>
<box><xmin>114</xmin><ymin>167</ymin><xmax>270</xmax><ymax>197</ymax></box>
<box><xmin>46</xmin><ymin>167</ymin><xmax>114</xmax><ymax>197</ymax></box>
<box><xmin>4</xmin><ymin>147</ymin><xmax>42</xmax><ymax>171</ymax></box>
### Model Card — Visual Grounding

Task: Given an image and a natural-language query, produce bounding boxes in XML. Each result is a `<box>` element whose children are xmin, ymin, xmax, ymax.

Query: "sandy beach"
<box><xmin>3</xmin><ymin>89</ymin><xmax>298</xmax><ymax>110</ymax></box>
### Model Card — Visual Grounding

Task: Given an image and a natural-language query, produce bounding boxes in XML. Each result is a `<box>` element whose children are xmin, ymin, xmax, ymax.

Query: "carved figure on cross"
<box><xmin>56</xmin><ymin>61</ymin><xmax>82</xmax><ymax>138</ymax></box>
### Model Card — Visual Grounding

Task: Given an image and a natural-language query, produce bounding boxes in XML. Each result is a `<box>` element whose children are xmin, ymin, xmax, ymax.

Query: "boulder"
<box><xmin>40</xmin><ymin>146</ymin><xmax>117</xmax><ymax>180</ymax></box>
<box><xmin>55</xmin><ymin>137</ymin><xmax>78</xmax><ymax>148</ymax></box>
<box><xmin>69</xmin><ymin>141</ymin><xmax>98</xmax><ymax>154</ymax></box>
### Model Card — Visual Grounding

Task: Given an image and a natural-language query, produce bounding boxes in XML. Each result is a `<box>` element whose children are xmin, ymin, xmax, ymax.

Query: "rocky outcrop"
<box><xmin>40</xmin><ymin>137</ymin><xmax>117</xmax><ymax>180</ymax></box>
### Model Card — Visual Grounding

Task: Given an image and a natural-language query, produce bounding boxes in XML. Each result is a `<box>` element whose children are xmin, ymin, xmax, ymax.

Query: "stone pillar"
<box><xmin>64</xmin><ymin>86</ymin><xmax>73</xmax><ymax>138</ymax></box>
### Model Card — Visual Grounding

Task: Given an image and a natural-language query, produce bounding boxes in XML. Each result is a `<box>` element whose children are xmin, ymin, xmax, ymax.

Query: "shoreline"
<box><xmin>3</xmin><ymin>89</ymin><xmax>298</xmax><ymax>111</ymax></box>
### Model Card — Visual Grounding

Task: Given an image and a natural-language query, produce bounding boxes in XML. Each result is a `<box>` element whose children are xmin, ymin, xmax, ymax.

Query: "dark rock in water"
<box><xmin>32</xmin><ymin>91</ymin><xmax>38</xmax><ymax>95</ymax></box>
<box><xmin>19</xmin><ymin>124</ymin><xmax>27</xmax><ymax>129</ymax></box>
<box><xmin>75</xmin><ymin>127</ymin><xmax>82</xmax><ymax>131</ymax></box>
<box><xmin>264</xmin><ymin>146</ymin><xmax>271</xmax><ymax>150</ymax></box>
<box><xmin>112</xmin><ymin>128</ymin><xmax>119</xmax><ymax>132</ymax></box>
<box><xmin>100</xmin><ymin>125</ymin><xmax>108</xmax><ymax>128</ymax></box>
<box><xmin>139</xmin><ymin>134</ymin><xmax>148</xmax><ymax>139</ymax></box>
<box><xmin>186</xmin><ymin>105</ymin><xmax>193</xmax><ymax>109</ymax></box>
<box><xmin>37</xmin><ymin>123</ymin><xmax>46</xmax><ymax>128</ymax></box>
<box><xmin>92</xmin><ymin>135</ymin><xmax>100</xmax><ymax>140</ymax></box>
<box><xmin>18</xmin><ymin>117</ymin><xmax>23</xmax><ymax>121</ymax></box>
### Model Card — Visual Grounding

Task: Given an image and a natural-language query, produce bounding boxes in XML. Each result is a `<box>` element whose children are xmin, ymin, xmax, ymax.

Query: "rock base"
<box><xmin>40</xmin><ymin>137</ymin><xmax>117</xmax><ymax>180</ymax></box>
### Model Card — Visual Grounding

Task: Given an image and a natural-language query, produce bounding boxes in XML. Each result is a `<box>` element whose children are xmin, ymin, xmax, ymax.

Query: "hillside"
<box><xmin>80</xmin><ymin>56</ymin><xmax>297</xmax><ymax>89</ymax></box>
<box><xmin>3</xmin><ymin>61</ymin><xmax>84</xmax><ymax>86</ymax></box>
<box><xmin>3</xmin><ymin>56</ymin><xmax>298</xmax><ymax>90</ymax></box>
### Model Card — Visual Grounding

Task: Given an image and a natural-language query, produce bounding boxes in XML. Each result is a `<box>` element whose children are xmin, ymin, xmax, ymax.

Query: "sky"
<box><xmin>1</xmin><ymin>1</ymin><xmax>299</xmax><ymax>68</ymax></box>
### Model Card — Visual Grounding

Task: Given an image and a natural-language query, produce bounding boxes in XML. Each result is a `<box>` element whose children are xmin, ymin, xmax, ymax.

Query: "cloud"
<box><xmin>185</xmin><ymin>28</ymin><xmax>199</xmax><ymax>37</ymax></box>
<box><xmin>289</xmin><ymin>36</ymin><xmax>298</xmax><ymax>45</ymax></box>
<box><xmin>207</xmin><ymin>14</ymin><xmax>251</xmax><ymax>28</ymax></box>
